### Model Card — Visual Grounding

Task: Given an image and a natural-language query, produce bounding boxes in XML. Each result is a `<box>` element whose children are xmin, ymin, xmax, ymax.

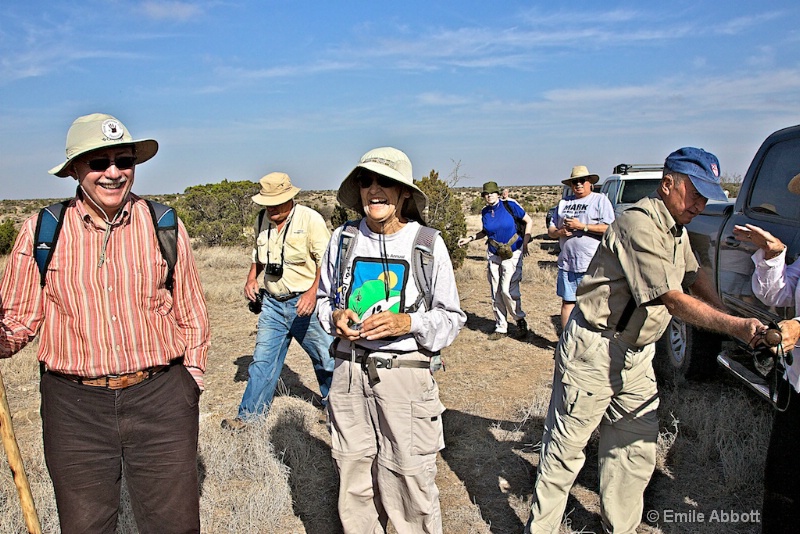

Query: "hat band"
<box><xmin>362</xmin><ymin>156</ymin><xmax>400</xmax><ymax>171</ymax></box>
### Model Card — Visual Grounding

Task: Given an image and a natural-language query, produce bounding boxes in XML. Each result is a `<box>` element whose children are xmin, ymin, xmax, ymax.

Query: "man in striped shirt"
<box><xmin>0</xmin><ymin>113</ymin><xmax>210</xmax><ymax>533</ymax></box>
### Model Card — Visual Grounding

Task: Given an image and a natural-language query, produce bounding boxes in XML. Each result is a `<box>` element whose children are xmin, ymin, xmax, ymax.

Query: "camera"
<box><xmin>248</xmin><ymin>290</ymin><xmax>264</xmax><ymax>315</ymax></box>
<box><xmin>265</xmin><ymin>263</ymin><xmax>284</xmax><ymax>277</ymax></box>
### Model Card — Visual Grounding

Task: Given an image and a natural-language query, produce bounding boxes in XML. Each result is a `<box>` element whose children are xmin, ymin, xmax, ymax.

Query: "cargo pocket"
<box><xmin>411</xmin><ymin>398</ymin><xmax>445</xmax><ymax>456</ymax></box>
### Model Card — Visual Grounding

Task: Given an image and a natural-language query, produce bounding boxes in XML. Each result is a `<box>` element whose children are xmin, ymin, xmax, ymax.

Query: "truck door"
<box><xmin>717</xmin><ymin>132</ymin><xmax>800</xmax><ymax>322</ymax></box>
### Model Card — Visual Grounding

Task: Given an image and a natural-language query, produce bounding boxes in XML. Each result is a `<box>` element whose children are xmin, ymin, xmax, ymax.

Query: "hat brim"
<box><xmin>252</xmin><ymin>186</ymin><xmax>301</xmax><ymax>206</ymax></box>
<box><xmin>337</xmin><ymin>165</ymin><xmax>428</xmax><ymax>225</ymax></box>
<box><xmin>788</xmin><ymin>174</ymin><xmax>800</xmax><ymax>195</ymax></box>
<box><xmin>48</xmin><ymin>139</ymin><xmax>159</xmax><ymax>178</ymax></box>
<box><xmin>687</xmin><ymin>175</ymin><xmax>728</xmax><ymax>201</ymax></box>
<box><xmin>562</xmin><ymin>174</ymin><xmax>599</xmax><ymax>186</ymax></box>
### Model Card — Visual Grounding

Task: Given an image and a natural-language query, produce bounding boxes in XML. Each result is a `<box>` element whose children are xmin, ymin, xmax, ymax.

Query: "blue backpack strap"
<box><xmin>34</xmin><ymin>201</ymin><xmax>69</xmax><ymax>287</ymax></box>
<box><xmin>146</xmin><ymin>200</ymin><xmax>178</xmax><ymax>292</ymax></box>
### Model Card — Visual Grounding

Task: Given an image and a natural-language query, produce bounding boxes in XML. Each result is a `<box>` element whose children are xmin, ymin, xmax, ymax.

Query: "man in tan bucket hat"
<box><xmin>222</xmin><ymin>172</ymin><xmax>334</xmax><ymax>431</ymax></box>
<box><xmin>0</xmin><ymin>113</ymin><xmax>210</xmax><ymax>532</ymax></box>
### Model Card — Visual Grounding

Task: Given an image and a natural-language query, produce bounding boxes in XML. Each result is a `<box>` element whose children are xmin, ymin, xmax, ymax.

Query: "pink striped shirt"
<box><xmin>0</xmin><ymin>194</ymin><xmax>209</xmax><ymax>381</ymax></box>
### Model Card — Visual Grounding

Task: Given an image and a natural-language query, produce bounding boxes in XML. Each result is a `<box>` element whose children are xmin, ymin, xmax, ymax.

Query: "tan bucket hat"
<box><xmin>337</xmin><ymin>146</ymin><xmax>428</xmax><ymax>224</ymax></box>
<box><xmin>48</xmin><ymin>113</ymin><xmax>158</xmax><ymax>177</ymax></box>
<box><xmin>562</xmin><ymin>165</ymin><xmax>600</xmax><ymax>186</ymax></box>
<box><xmin>252</xmin><ymin>172</ymin><xmax>301</xmax><ymax>206</ymax></box>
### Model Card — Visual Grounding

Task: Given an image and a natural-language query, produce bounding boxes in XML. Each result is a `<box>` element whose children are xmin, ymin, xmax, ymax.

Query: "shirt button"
<box><xmin>112</xmin><ymin>316</ymin><xmax>117</xmax><ymax>321</ymax></box>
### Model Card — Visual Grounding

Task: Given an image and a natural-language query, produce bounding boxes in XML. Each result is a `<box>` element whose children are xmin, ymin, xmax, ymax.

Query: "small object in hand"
<box><xmin>247</xmin><ymin>291</ymin><xmax>263</xmax><ymax>315</ymax></box>
<box><xmin>350</xmin><ymin>322</ymin><xmax>362</xmax><ymax>331</ymax></box>
<box><xmin>764</xmin><ymin>328</ymin><xmax>783</xmax><ymax>347</ymax></box>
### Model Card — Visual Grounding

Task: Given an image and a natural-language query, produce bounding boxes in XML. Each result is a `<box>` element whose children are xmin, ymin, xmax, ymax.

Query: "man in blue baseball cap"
<box><xmin>526</xmin><ymin>147</ymin><xmax>764</xmax><ymax>533</ymax></box>
<box><xmin>665</xmin><ymin>146</ymin><xmax>728</xmax><ymax>201</ymax></box>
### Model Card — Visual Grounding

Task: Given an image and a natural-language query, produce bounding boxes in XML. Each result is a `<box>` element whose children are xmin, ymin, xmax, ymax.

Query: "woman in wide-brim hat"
<box><xmin>317</xmin><ymin>146</ymin><xmax>465</xmax><ymax>533</ymax></box>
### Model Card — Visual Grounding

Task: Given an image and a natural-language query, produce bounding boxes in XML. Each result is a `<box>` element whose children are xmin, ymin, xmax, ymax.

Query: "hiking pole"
<box><xmin>0</xmin><ymin>368</ymin><xmax>42</xmax><ymax>534</ymax></box>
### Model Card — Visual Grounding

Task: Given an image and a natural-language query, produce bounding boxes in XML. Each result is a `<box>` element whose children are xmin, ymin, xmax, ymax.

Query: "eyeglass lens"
<box><xmin>87</xmin><ymin>156</ymin><xmax>137</xmax><ymax>172</ymax></box>
<box><xmin>358</xmin><ymin>173</ymin><xmax>396</xmax><ymax>189</ymax></box>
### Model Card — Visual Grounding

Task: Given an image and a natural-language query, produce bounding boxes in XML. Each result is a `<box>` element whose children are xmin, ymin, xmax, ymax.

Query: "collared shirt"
<box><xmin>0</xmin><ymin>194</ymin><xmax>210</xmax><ymax>379</ymax></box>
<box><xmin>576</xmin><ymin>195</ymin><xmax>698</xmax><ymax>346</ymax></box>
<box><xmin>252</xmin><ymin>203</ymin><xmax>330</xmax><ymax>296</ymax></box>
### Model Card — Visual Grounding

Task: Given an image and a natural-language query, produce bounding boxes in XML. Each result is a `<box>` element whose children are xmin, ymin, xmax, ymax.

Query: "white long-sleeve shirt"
<box><xmin>317</xmin><ymin>219</ymin><xmax>465</xmax><ymax>355</ymax></box>
<box><xmin>751</xmin><ymin>247</ymin><xmax>800</xmax><ymax>392</ymax></box>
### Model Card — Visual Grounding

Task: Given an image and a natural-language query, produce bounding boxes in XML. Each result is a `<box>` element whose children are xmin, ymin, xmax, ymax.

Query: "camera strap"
<box><xmin>265</xmin><ymin>211</ymin><xmax>294</xmax><ymax>269</ymax></box>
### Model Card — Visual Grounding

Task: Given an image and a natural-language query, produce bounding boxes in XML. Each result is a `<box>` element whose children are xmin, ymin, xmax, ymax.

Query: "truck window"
<box><xmin>748</xmin><ymin>136</ymin><xmax>800</xmax><ymax>220</ymax></box>
<box><xmin>619</xmin><ymin>179</ymin><xmax>661</xmax><ymax>204</ymax></box>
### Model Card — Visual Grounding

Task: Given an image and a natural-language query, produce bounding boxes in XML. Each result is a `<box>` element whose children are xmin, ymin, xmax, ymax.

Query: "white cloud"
<box><xmin>141</xmin><ymin>1</ymin><xmax>203</xmax><ymax>21</ymax></box>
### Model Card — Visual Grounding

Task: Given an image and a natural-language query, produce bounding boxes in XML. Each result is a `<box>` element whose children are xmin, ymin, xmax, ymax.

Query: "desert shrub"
<box><xmin>0</xmin><ymin>220</ymin><xmax>18</xmax><ymax>255</ymax></box>
<box><xmin>469</xmin><ymin>195</ymin><xmax>485</xmax><ymax>214</ymax></box>
<box><xmin>174</xmin><ymin>180</ymin><xmax>260</xmax><ymax>247</ymax></box>
<box><xmin>417</xmin><ymin>170</ymin><xmax>467</xmax><ymax>269</ymax></box>
<box><xmin>330</xmin><ymin>205</ymin><xmax>361</xmax><ymax>228</ymax></box>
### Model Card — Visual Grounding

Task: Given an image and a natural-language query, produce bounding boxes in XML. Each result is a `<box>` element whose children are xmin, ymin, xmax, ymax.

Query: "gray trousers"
<box><xmin>528</xmin><ymin>313</ymin><xmax>660</xmax><ymax>534</ymax></box>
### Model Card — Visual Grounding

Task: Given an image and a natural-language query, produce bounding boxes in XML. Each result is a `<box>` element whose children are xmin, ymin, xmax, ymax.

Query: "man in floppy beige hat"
<box><xmin>548</xmin><ymin>165</ymin><xmax>615</xmax><ymax>329</ymax></box>
<box><xmin>221</xmin><ymin>172</ymin><xmax>334</xmax><ymax>431</ymax></box>
<box><xmin>0</xmin><ymin>113</ymin><xmax>210</xmax><ymax>532</ymax></box>
<box><xmin>317</xmin><ymin>147</ymin><xmax>465</xmax><ymax>533</ymax></box>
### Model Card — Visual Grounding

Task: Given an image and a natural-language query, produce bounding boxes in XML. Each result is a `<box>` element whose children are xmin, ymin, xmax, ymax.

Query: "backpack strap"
<box><xmin>146</xmin><ymin>200</ymin><xmax>178</xmax><ymax>292</ymax></box>
<box><xmin>408</xmin><ymin>226</ymin><xmax>439</xmax><ymax>313</ymax></box>
<box><xmin>34</xmin><ymin>201</ymin><xmax>69</xmax><ymax>287</ymax></box>
<box><xmin>335</xmin><ymin>220</ymin><xmax>360</xmax><ymax>310</ymax></box>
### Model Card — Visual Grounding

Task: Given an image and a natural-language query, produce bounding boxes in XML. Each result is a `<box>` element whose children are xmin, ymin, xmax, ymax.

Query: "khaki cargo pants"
<box><xmin>329</xmin><ymin>350</ymin><xmax>445</xmax><ymax>534</ymax></box>
<box><xmin>528</xmin><ymin>314</ymin><xmax>660</xmax><ymax>534</ymax></box>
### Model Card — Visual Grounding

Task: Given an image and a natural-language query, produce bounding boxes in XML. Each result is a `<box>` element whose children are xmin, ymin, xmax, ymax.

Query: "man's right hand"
<box><xmin>244</xmin><ymin>278</ymin><xmax>260</xmax><ymax>302</ymax></box>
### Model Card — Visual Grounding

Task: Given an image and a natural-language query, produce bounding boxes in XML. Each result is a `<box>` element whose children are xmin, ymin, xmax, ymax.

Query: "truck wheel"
<box><xmin>656</xmin><ymin>318</ymin><xmax>720</xmax><ymax>380</ymax></box>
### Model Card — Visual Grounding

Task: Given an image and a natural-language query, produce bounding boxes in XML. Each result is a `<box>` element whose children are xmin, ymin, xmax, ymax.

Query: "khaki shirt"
<box><xmin>252</xmin><ymin>203</ymin><xmax>331</xmax><ymax>296</ymax></box>
<box><xmin>576</xmin><ymin>195</ymin><xmax>698</xmax><ymax>347</ymax></box>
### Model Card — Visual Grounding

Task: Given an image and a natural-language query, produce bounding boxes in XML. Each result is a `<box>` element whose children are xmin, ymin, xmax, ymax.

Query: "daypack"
<box><xmin>34</xmin><ymin>199</ymin><xmax>179</xmax><ymax>290</ymax></box>
<box><xmin>335</xmin><ymin>220</ymin><xmax>438</xmax><ymax>313</ymax></box>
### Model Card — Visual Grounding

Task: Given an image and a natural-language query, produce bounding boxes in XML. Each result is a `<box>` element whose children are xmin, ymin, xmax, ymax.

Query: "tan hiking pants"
<box><xmin>528</xmin><ymin>314</ymin><xmax>660</xmax><ymax>534</ymax></box>
<box><xmin>329</xmin><ymin>350</ymin><xmax>445</xmax><ymax>534</ymax></box>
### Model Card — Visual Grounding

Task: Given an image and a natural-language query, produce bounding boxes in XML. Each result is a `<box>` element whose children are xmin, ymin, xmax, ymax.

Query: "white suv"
<box><xmin>599</xmin><ymin>164</ymin><xmax>663</xmax><ymax>216</ymax></box>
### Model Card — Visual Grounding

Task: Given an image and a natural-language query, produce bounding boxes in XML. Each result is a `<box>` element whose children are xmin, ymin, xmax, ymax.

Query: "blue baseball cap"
<box><xmin>664</xmin><ymin>147</ymin><xmax>727</xmax><ymax>201</ymax></box>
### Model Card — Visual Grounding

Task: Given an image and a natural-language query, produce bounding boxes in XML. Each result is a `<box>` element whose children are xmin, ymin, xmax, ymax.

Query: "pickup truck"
<box><xmin>658</xmin><ymin>124</ymin><xmax>800</xmax><ymax>403</ymax></box>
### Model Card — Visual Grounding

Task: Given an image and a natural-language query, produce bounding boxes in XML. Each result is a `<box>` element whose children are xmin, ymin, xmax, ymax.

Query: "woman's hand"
<box><xmin>733</xmin><ymin>224</ymin><xmax>785</xmax><ymax>259</ymax></box>
<box><xmin>332</xmin><ymin>309</ymin><xmax>363</xmax><ymax>341</ymax></box>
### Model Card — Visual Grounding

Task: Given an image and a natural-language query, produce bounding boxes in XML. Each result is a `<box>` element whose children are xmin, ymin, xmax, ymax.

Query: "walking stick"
<box><xmin>0</xmin><ymin>368</ymin><xmax>42</xmax><ymax>534</ymax></box>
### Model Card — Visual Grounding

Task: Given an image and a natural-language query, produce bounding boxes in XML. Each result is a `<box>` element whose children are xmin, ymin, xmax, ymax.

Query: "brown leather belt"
<box><xmin>50</xmin><ymin>365</ymin><xmax>169</xmax><ymax>390</ymax></box>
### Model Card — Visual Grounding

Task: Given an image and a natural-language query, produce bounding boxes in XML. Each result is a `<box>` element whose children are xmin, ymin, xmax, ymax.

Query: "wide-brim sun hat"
<box><xmin>562</xmin><ymin>165</ymin><xmax>600</xmax><ymax>186</ymax></box>
<box><xmin>48</xmin><ymin>113</ymin><xmax>158</xmax><ymax>177</ymax></box>
<box><xmin>337</xmin><ymin>146</ymin><xmax>428</xmax><ymax>224</ymax></box>
<box><xmin>252</xmin><ymin>172</ymin><xmax>301</xmax><ymax>206</ymax></box>
<box><xmin>664</xmin><ymin>147</ymin><xmax>727</xmax><ymax>201</ymax></box>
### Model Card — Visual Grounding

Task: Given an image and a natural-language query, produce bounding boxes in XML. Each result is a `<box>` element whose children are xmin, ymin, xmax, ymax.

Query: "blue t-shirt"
<box><xmin>481</xmin><ymin>200</ymin><xmax>526</xmax><ymax>255</ymax></box>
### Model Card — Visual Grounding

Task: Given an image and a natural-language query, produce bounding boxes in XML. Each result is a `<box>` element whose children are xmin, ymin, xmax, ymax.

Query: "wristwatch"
<box><xmin>583</xmin><ymin>225</ymin><xmax>588</xmax><ymax>232</ymax></box>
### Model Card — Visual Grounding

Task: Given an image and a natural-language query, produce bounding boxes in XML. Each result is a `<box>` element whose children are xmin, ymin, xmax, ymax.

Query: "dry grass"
<box><xmin>0</xmin><ymin>198</ymin><xmax>776</xmax><ymax>534</ymax></box>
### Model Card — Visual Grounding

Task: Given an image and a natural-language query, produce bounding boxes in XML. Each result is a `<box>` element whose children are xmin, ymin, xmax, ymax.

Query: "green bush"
<box><xmin>174</xmin><ymin>180</ymin><xmax>260</xmax><ymax>247</ymax></box>
<box><xmin>417</xmin><ymin>170</ymin><xmax>467</xmax><ymax>269</ymax></box>
<box><xmin>0</xmin><ymin>220</ymin><xmax>18</xmax><ymax>255</ymax></box>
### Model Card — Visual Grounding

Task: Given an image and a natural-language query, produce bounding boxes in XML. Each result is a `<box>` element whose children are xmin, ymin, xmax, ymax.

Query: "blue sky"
<box><xmin>1</xmin><ymin>1</ymin><xmax>799</xmax><ymax>200</ymax></box>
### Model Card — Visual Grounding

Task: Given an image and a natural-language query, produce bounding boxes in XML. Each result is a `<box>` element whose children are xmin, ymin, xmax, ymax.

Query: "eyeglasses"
<box><xmin>358</xmin><ymin>173</ymin><xmax>396</xmax><ymax>189</ymax></box>
<box><xmin>85</xmin><ymin>155</ymin><xmax>137</xmax><ymax>172</ymax></box>
<box><xmin>570</xmin><ymin>178</ymin><xmax>587</xmax><ymax>186</ymax></box>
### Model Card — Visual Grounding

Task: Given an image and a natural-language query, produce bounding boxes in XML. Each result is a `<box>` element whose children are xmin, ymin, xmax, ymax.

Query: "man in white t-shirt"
<box><xmin>548</xmin><ymin>166</ymin><xmax>615</xmax><ymax>329</ymax></box>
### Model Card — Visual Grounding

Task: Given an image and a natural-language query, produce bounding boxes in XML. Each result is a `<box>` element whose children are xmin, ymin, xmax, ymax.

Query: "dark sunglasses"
<box><xmin>570</xmin><ymin>178</ymin><xmax>587</xmax><ymax>186</ymax></box>
<box><xmin>85</xmin><ymin>155</ymin><xmax>137</xmax><ymax>172</ymax></box>
<box><xmin>358</xmin><ymin>173</ymin><xmax>396</xmax><ymax>189</ymax></box>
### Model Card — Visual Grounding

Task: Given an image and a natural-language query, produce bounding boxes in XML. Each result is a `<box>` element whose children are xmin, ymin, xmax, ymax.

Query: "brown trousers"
<box><xmin>40</xmin><ymin>364</ymin><xmax>201</xmax><ymax>534</ymax></box>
